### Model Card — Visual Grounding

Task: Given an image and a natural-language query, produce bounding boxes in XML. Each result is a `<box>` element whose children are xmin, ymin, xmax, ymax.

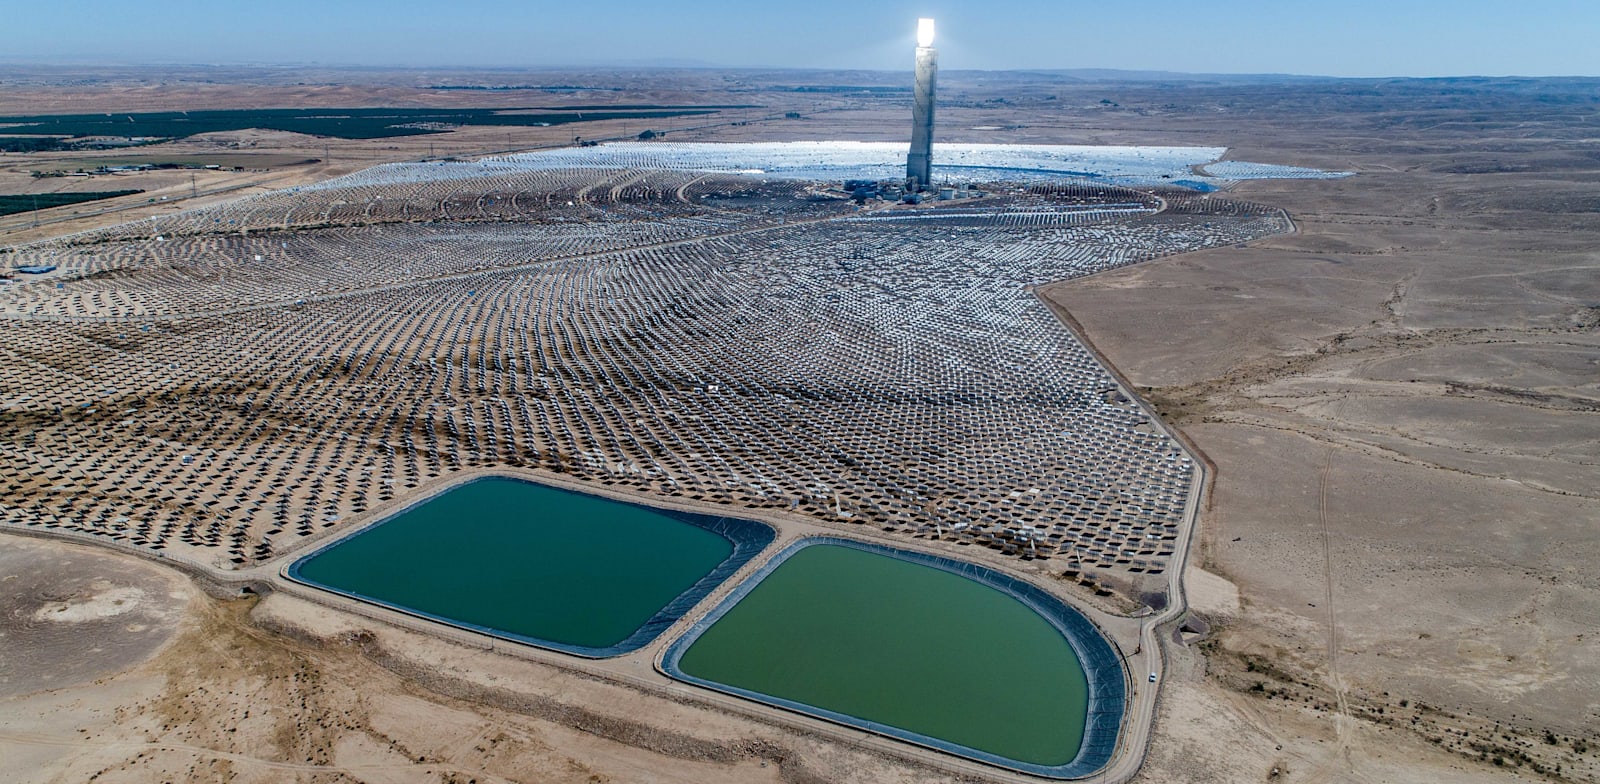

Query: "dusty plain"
<box><xmin>1</xmin><ymin>66</ymin><xmax>1597</xmax><ymax>783</ymax></box>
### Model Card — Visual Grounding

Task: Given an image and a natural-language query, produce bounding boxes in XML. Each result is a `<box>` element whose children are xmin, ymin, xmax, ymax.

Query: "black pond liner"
<box><xmin>285</xmin><ymin>475</ymin><xmax>775</xmax><ymax>659</ymax></box>
<box><xmin>660</xmin><ymin>536</ymin><xmax>1126</xmax><ymax>779</ymax></box>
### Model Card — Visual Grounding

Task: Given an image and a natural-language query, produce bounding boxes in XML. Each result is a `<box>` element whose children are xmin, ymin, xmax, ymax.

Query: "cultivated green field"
<box><xmin>0</xmin><ymin>107</ymin><xmax>739</xmax><ymax>143</ymax></box>
<box><xmin>0</xmin><ymin>190</ymin><xmax>144</xmax><ymax>217</ymax></box>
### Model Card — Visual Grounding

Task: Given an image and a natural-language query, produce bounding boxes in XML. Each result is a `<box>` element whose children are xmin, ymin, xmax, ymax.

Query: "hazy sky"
<box><xmin>6</xmin><ymin>0</ymin><xmax>1597</xmax><ymax>77</ymax></box>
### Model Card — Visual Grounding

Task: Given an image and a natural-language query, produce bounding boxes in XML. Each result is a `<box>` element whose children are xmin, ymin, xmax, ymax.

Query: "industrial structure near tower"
<box><xmin>906</xmin><ymin>17</ymin><xmax>937</xmax><ymax>190</ymax></box>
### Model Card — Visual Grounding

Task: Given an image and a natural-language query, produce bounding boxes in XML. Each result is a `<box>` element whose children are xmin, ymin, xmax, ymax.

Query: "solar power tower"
<box><xmin>906</xmin><ymin>18</ymin><xmax>938</xmax><ymax>190</ymax></box>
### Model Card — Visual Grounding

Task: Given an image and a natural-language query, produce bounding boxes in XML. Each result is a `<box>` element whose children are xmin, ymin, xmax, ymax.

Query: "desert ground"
<box><xmin>1</xmin><ymin>67</ymin><xmax>1596</xmax><ymax>783</ymax></box>
<box><xmin>1039</xmin><ymin>81</ymin><xmax>1599</xmax><ymax>781</ymax></box>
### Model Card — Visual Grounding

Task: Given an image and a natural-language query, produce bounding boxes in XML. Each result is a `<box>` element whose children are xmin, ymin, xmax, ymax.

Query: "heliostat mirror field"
<box><xmin>0</xmin><ymin>143</ymin><xmax>1313</xmax><ymax>588</ymax></box>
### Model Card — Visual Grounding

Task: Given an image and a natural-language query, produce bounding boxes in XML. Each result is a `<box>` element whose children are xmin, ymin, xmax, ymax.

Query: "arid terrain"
<box><xmin>1042</xmin><ymin>78</ymin><xmax>1600</xmax><ymax>783</ymax></box>
<box><xmin>1</xmin><ymin>66</ymin><xmax>1596</xmax><ymax>783</ymax></box>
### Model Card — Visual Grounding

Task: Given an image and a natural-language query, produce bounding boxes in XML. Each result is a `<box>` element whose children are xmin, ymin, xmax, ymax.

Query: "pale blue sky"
<box><xmin>4</xmin><ymin>0</ymin><xmax>1597</xmax><ymax>77</ymax></box>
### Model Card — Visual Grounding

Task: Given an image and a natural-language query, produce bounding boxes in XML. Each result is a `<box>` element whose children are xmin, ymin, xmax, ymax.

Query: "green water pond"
<box><xmin>676</xmin><ymin>543</ymin><xmax>1090</xmax><ymax>765</ymax></box>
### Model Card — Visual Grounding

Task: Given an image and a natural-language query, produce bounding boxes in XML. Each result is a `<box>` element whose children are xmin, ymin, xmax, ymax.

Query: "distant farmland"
<box><xmin>0</xmin><ymin>190</ymin><xmax>143</xmax><ymax>217</ymax></box>
<box><xmin>0</xmin><ymin>106</ymin><xmax>748</xmax><ymax>143</ymax></box>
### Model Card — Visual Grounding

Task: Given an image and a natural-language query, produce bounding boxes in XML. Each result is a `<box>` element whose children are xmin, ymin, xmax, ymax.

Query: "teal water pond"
<box><xmin>290</xmin><ymin>477</ymin><xmax>766</xmax><ymax>655</ymax></box>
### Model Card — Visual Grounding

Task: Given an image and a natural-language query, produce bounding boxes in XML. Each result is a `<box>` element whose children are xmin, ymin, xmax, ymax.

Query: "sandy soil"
<box><xmin>0</xmin><ymin>541</ymin><xmax>964</xmax><ymax>784</ymax></box>
<box><xmin>0</xmin><ymin>537</ymin><xmax>191</xmax><ymax>700</ymax></box>
<box><xmin>1043</xmin><ymin>95</ymin><xmax>1600</xmax><ymax>781</ymax></box>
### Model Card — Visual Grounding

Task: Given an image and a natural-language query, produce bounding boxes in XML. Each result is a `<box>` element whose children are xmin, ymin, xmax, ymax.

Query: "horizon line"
<box><xmin>2</xmin><ymin>59</ymin><xmax>1599</xmax><ymax>82</ymax></box>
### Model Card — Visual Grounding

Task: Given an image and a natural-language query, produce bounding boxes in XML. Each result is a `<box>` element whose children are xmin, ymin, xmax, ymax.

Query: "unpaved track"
<box><xmin>1301</xmin><ymin>441</ymin><xmax>1363</xmax><ymax>784</ymax></box>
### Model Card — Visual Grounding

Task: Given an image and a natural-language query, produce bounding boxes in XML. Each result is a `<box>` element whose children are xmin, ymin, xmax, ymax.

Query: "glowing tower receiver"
<box><xmin>907</xmin><ymin>17</ymin><xmax>938</xmax><ymax>190</ymax></box>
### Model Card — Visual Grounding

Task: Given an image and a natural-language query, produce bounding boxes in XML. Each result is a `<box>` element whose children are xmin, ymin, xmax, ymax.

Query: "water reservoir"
<box><xmin>662</xmin><ymin>538</ymin><xmax>1125</xmax><ymax>777</ymax></box>
<box><xmin>288</xmin><ymin>476</ymin><xmax>773</xmax><ymax>657</ymax></box>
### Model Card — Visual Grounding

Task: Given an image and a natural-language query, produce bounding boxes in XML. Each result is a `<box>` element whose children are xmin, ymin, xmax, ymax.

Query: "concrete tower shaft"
<box><xmin>907</xmin><ymin>25</ymin><xmax>938</xmax><ymax>190</ymax></box>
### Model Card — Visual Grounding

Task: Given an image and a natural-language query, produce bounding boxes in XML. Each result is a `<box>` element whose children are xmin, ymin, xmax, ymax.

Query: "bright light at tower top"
<box><xmin>917</xmin><ymin>18</ymin><xmax>936</xmax><ymax>48</ymax></box>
